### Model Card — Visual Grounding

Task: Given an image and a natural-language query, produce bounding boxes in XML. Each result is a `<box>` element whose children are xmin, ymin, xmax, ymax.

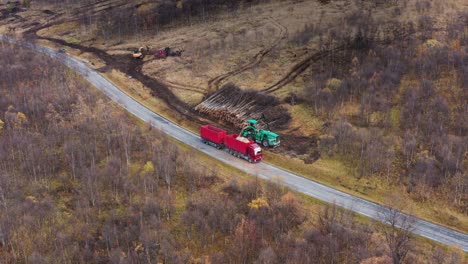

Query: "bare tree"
<box><xmin>378</xmin><ymin>194</ymin><xmax>415</xmax><ymax>264</ymax></box>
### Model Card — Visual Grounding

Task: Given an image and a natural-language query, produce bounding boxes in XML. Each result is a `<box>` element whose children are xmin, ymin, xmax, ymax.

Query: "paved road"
<box><xmin>2</xmin><ymin>36</ymin><xmax>467</xmax><ymax>251</ymax></box>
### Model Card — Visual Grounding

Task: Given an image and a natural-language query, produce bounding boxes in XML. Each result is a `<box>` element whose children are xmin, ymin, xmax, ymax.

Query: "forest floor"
<box><xmin>0</xmin><ymin>0</ymin><xmax>467</xmax><ymax>235</ymax></box>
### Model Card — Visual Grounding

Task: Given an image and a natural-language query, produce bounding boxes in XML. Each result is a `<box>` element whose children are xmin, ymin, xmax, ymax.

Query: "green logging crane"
<box><xmin>240</xmin><ymin>116</ymin><xmax>280</xmax><ymax>148</ymax></box>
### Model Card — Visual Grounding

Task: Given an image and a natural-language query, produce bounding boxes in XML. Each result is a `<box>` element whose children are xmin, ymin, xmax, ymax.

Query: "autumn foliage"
<box><xmin>0</xmin><ymin>25</ymin><xmax>464</xmax><ymax>264</ymax></box>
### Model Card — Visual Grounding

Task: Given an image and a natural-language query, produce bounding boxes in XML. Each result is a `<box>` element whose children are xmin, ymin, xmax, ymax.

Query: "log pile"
<box><xmin>195</xmin><ymin>83</ymin><xmax>290</xmax><ymax>129</ymax></box>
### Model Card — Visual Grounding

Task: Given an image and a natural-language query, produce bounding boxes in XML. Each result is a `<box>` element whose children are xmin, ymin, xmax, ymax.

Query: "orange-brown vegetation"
<box><xmin>1</xmin><ymin>43</ymin><xmax>465</xmax><ymax>263</ymax></box>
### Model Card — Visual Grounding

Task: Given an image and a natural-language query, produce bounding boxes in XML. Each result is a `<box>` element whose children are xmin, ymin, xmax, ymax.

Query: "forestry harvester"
<box><xmin>240</xmin><ymin>119</ymin><xmax>280</xmax><ymax>148</ymax></box>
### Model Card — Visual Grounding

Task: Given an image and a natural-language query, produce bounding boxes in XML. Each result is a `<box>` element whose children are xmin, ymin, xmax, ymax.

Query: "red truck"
<box><xmin>200</xmin><ymin>125</ymin><xmax>263</xmax><ymax>163</ymax></box>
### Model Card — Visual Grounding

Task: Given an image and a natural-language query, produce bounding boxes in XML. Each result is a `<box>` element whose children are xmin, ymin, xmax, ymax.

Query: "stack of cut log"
<box><xmin>194</xmin><ymin>83</ymin><xmax>290</xmax><ymax>129</ymax></box>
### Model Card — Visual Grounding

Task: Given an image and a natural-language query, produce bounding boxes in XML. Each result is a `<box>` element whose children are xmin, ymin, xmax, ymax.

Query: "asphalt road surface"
<box><xmin>2</xmin><ymin>36</ymin><xmax>467</xmax><ymax>251</ymax></box>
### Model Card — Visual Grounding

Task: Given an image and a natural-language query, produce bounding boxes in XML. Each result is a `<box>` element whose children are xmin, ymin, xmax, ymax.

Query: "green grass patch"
<box><xmin>285</xmin><ymin>103</ymin><xmax>322</xmax><ymax>135</ymax></box>
<box><xmin>390</xmin><ymin>106</ymin><xmax>400</xmax><ymax>130</ymax></box>
<box><xmin>65</xmin><ymin>36</ymin><xmax>81</xmax><ymax>44</ymax></box>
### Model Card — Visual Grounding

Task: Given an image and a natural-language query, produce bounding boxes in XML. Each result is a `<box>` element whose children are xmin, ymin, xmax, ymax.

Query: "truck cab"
<box><xmin>248</xmin><ymin>144</ymin><xmax>263</xmax><ymax>163</ymax></box>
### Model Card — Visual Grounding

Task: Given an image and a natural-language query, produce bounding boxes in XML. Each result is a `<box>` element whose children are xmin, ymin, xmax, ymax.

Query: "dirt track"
<box><xmin>21</xmin><ymin>15</ymin><xmax>202</xmax><ymax>123</ymax></box>
<box><xmin>262</xmin><ymin>45</ymin><xmax>345</xmax><ymax>93</ymax></box>
<box><xmin>15</xmin><ymin>0</ymin><xmax>200</xmax><ymax>121</ymax></box>
<box><xmin>159</xmin><ymin>16</ymin><xmax>290</xmax><ymax>95</ymax></box>
<box><xmin>207</xmin><ymin>17</ymin><xmax>288</xmax><ymax>93</ymax></box>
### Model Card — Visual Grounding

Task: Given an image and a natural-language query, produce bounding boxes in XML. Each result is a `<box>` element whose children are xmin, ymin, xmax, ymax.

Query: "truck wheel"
<box><xmin>248</xmin><ymin>157</ymin><xmax>253</xmax><ymax>163</ymax></box>
<box><xmin>262</xmin><ymin>139</ymin><xmax>269</xmax><ymax>147</ymax></box>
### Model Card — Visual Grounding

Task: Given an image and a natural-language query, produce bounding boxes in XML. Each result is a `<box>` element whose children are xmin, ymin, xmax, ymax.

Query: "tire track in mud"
<box><xmin>261</xmin><ymin>29</ymin><xmax>415</xmax><ymax>94</ymax></box>
<box><xmin>162</xmin><ymin>80</ymin><xmax>206</xmax><ymax>94</ymax></box>
<box><xmin>206</xmin><ymin>17</ymin><xmax>288</xmax><ymax>93</ymax></box>
<box><xmin>143</xmin><ymin>17</ymin><xmax>288</xmax><ymax>97</ymax></box>
<box><xmin>262</xmin><ymin>45</ymin><xmax>345</xmax><ymax>93</ymax></box>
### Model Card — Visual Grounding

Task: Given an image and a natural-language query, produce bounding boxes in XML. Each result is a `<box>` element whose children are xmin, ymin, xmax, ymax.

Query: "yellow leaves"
<box><xmin>14</xmin><ymin>112</ymin><xmax>28</xmax><ymax>128</ymax></box>
<box><xmin>16</xmin><ymin>112</ymin><xmax>27</xmax><ymax>122</ymax></box>
<box><xmin>142</xmin><ymin>161</ymin><xmax>155</xmax><ymax>174</ymax></box>
<box><xmin>416</xmin><ymin>150</ymin><xmax>432</xmax><ymax>160</ymax></box>
<box><xmin>248</xmin><ymin>197</ymin><xmax>269</xmax><ymax>210</ymax></box>
<box><xmin>134</xmin><ymin>242</ymin><xmax>144</xmax><ymax>252</ymax></box>
<box><xmin>326</xmin><ymin>78</ymin><xmax>342</xmax><ymax>91</ymax></box>
<box><xmin>176</xmin><ymin>0</ymin><xmax>183</xmax><ymax>9</ymax></box>
<box><xmin>418</xmin><ymin>39</ymin><xmax>445</xmax><ymax>56</ymax></box>
<box><xmin>424</xmin><ymin>39</ymin><xmax>442</xmax><ymax>48</ymax></box>
<box><xmin>26</xmin><ymin>195</ymin><xmax>38</xmax><ymax>203</ymax></box>
<box><xmin>3</xmin><ymin>106</ymin><xmax>29</xmax><ymax>129</ymax></box>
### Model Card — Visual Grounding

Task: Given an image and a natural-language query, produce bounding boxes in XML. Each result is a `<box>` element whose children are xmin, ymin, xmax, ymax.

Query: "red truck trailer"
<box><xmin>200</xmin><ymin>125</ymin><xmax>263</xmax><ymax>163</ymax></box>
<box><xmin>200</xmin><ymin>125</ymin><xmax>227</xmax><ymax>149</ymax></box>
<box><xmin>224</xmin><ymin>134</ymin><xmax>263</xmax><ymax>163</ymax></box>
